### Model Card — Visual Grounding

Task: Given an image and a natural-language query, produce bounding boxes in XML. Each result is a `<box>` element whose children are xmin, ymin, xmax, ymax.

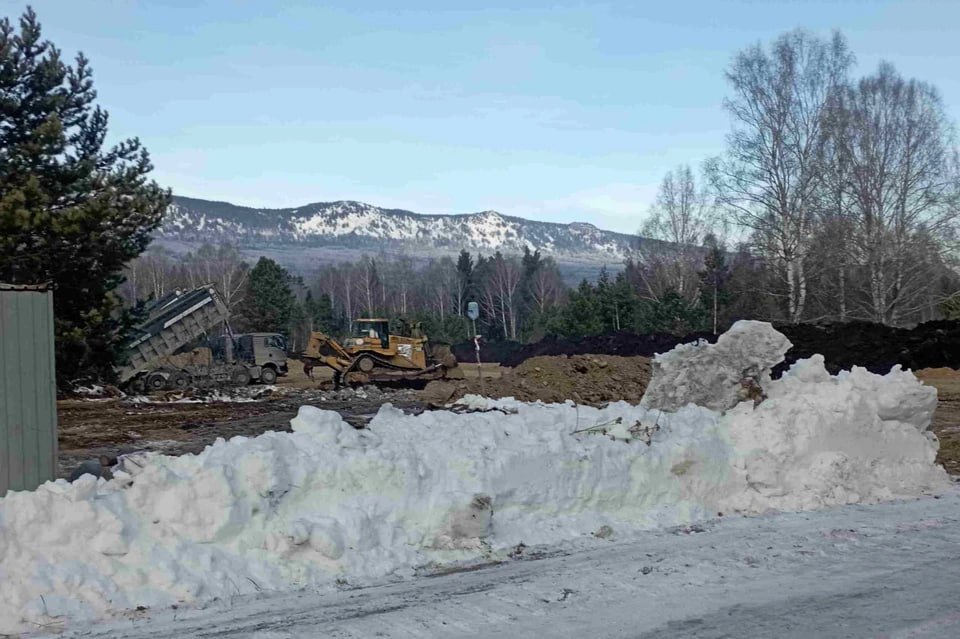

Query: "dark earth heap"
<box><xmin>454</xmin><ymin>320</ymin><xmax>960</xmax><ymax>375</ymax></box>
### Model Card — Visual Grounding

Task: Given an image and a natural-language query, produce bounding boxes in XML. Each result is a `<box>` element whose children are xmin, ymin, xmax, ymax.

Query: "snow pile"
<box><xmin>74</xmin><ymin>385</ymin><xmax>106</xmax><ymax>396</ymax></box>
<box><xmin>0</xmin><ymin>324</ymin><xmax>950</xmax><ymax>634</ymax></box>
<box><xmin>125</xmin><ymin>388</ymin><xmax>269</xmax><ymax>405</ymax></box>
<box><xmin>642</xmin><ymin>320</ymin><xmax>793</xmax><ymax>412</ymax></box>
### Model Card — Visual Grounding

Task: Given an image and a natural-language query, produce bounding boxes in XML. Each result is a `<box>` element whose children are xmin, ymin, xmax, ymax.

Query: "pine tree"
<box><xmin>304</xmin><ymin>290</ymin><xmax>336</xmax><ymax>333</ymax></box>
<box><xmin>550</xmin><ymin>279</ymin><xmax>605</xmax><ymax>337</ymax></box>
<box><xmin>456</xmin><ymin>249</ymin><xmax>474</xmax><ymax>289</ymax></box>
<box><xmin>635</xmin><ymin>289</ymin><xmax>707</xmax><ymax>335</ymax></box>
<box><xmin>240</xmin><ymin>257</ymin><xmax>296</xmax><ymax>333</ymax></box>
<box><xmin>0</xmin><ymin>9</ymin><xmax>170</xmax><ymax>383</ymax></box>
<box><xmin>455</xmin><ymin>249</ymin><xmax>473</xmax><ymax>322</ymax></box>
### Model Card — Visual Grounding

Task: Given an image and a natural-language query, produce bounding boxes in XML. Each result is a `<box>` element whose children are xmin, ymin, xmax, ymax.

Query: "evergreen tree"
<box><xmin>304</xmin><ymin>290</ymin><xmax>336</xmax><ymax>333</ymax></box>
<box><xmin>455</xmin><ymin>249</ymin><xmax>474</xmax><ymax>320</ymax></box>
<box><xmin>549</xmin><ymin>279</ymin><xmax>606</xmax><ymax>337</ymax></box>
<box><xmin>519</xmin><ymin>246</ymin><xmax>543</xmax><ymax>333</ymax></box>
<box><xmin>239</xmin><ymin>257</ymin><xmax>296</xmax><ymax>333</ymax></box>
<box><xmin>0</xmin><ymin>9</ymin><xmax>170</xmax><ymax>383</ymax></box>
<box><xmin>610</xmin><ymin>273</ymin><xmax>637</xmax><ymax>331</ymax></box>
<box><xmin>521</xmin><ymin>247</ymin><xmax>542</xmax><ymax>276</ymax></box>
<box><xmin>456</xmin><ymin>249</ymin><xmax>474</xmax><ymax>290</ymax></box>
<box><xmin>635</xmin><ymin>289</ymin><xmax>707</xmax><ymax>335</ymax></box>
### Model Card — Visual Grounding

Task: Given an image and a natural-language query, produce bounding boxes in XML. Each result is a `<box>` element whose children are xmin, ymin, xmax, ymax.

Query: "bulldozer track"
<box><xmin>343</xmin><ymin>352</ymin><xmax>448</xmax><ymax>384</ymax></box>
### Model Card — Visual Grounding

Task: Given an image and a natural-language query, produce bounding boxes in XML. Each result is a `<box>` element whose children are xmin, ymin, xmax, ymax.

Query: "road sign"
<box><xmin>467</xmin><ymin>301</ymin><xmax>479</xmax><ymax>321</ymax></box>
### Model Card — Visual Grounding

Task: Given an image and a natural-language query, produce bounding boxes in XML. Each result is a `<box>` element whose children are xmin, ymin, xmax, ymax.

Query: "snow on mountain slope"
<box><xmin>160</xmin><ymin>196</ymin><xmax>640</xmax><ymax>258</ymax></box>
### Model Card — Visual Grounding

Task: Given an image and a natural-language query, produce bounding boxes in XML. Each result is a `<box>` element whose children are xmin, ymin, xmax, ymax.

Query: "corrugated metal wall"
<box><xmin>0</xmin><ymin>284</ymin><xmax>58</xmax><ymax>495</ymax></box>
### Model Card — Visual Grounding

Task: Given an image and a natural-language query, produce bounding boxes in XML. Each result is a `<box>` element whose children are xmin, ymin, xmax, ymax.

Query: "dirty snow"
<box><xmin>0</xmin><ymin>323</ymin><xmax>950</xmax><ymax>634</ymax></box>
<box><xmin>641</xmin><ymin>319</ymin><xmax>792</xmax><ymax>412</ymax></box>
<box><xmin>74</xmin><ymin>385</ymin><xmax>107</xmax><ymax>396</ymax></box>
<box><xmin>124</xmin><ymin>387</ymin><xmax>279</xmax><ymax>405</ymax></box>
<box><xmin>45</xmin><ymin>490</ymin><xmax>960</xmax><ymax>639</ymax></box>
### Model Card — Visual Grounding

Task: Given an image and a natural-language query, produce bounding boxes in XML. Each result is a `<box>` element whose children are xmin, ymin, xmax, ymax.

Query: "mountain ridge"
<box><xmin>162</xmin><ymin>195</ymin><xmax>640</xmax><ymax>257</ymax></box>
<box><xmin>156</xmin><ymin>195</ymin><xmax>646</xmax><ymax>283</ymax></box>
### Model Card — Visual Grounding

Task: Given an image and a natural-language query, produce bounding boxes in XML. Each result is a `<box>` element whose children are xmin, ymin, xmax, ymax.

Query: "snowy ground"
<box><xmin>41</xmin><ymin>489</ymin><xmax>960</xmax><ymax>639</ymax></box>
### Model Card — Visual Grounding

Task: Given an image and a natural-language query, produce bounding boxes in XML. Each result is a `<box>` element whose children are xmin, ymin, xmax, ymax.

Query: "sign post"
<box><xmin>466</xmin><ymin>301</ymin><xmax>484</xmax><ymax>395</ymax></box>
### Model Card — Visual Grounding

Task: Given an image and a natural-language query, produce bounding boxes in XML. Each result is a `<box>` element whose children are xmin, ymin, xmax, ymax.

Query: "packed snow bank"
<box><xmin>642</xmin><ymin>320</ymin><xmax>792</xmax><ymax>412</ymax></box>
<box><xmin>0</xmin><ymin>325</ymin><xmax>949</xmax><ymax>634</ymax></box>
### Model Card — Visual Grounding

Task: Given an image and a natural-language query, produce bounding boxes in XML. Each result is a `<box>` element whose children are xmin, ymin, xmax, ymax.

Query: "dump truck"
<box><xmin>118</xmin><ymin>285</ymin><xmax>288</xmax><ymax>391</ymax></box>
<box><xmin>301</xmin><ymin>317</ymin><xmax>459</xmax><ymax>386</ymax></box>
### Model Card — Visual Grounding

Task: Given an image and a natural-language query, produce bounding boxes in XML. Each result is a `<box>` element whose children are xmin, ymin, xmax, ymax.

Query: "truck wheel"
<box><xmin>232</xmin><ymin>368</ymin><xmax>251</xmax><ymax>386</ymax></box>
<box><xmin>260</xmin><ymin>366</ymin><xmax>278</xmax><ymax>385</ymax></box>
<box><xmin>146</xmin><ymin>372</ymin><xmax>166</xmax><ymax>392</ymax></box>
<box><xmin>169</xmin><ymin>372</ymin><xmax>190</xmax><ymax>390</ymax></box>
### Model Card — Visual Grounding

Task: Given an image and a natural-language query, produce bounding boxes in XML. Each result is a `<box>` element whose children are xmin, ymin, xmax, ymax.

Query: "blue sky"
<box><xmin>5</xmin><ymin>1</ymin><xmax>960</xmax><ymax>233</ymax></box>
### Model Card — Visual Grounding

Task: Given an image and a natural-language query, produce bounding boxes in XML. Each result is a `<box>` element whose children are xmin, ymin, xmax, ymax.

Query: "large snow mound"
<box><xmin>0</xmin><ymin>327</ymin><xmax>949</xmax><ymax>634</ymax></box>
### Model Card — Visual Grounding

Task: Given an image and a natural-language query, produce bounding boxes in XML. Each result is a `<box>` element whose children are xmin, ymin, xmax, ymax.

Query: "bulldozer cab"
<box><xmin>354</xmin><ymin>318</ymin><xmax>390</xmax><ymax>349</ymax></box>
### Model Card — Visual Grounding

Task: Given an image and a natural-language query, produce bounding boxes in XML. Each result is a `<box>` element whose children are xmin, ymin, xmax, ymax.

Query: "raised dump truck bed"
<box><xmin>117</xmin><ymin>285</ymin><xmax>228</xmax><ymax>386</ymax></box>
<box><xmin>117</xmin><ymin>285</ymin><xmax>289</xmax><ymax>391</ymax></box>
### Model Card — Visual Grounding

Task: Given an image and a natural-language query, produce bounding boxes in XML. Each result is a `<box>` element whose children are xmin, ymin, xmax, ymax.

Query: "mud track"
<box><xmin>56</xmin><ymin>386</ymin><xmax>425</xmax><ymax>479</ymax></box>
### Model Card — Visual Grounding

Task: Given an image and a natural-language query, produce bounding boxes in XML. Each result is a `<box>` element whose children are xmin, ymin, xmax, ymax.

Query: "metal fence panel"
<box><xmin>0</xmin><ymin>284</ymin><xmax>57</xmax><ymax>495</ymax></box>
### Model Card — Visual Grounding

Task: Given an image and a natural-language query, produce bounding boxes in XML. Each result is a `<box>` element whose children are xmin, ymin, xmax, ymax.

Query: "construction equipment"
<box><xmin>119</xmin><ymin>285</ymin><xmax>288</xmax><ymax>391</ymax></box>
<box><xmin>301</xmin><ymin>318</ymin><xmax>460</xmax><ymax>385</ymax></box>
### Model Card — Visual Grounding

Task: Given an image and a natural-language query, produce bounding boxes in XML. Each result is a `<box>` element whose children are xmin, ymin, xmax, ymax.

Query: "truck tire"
<box><xmin>146</xmin><ymin>372</ymin><xmax>166</xmax><ymax>392</ymax></box>
<box><xmin>232</xmin><ymin>368</ymin><xmax>251</xmax><ymax>386</ymax></box>
<box><xmin>129</xmin><ymin>377</ymin><xmax>146</xmax><ymax>394</ymax></box>
<box><xmin>260</xmin><ymin>366</ymin><xmax>278</xmax><ymax>385</ymax></box>
<box><xmin>169</xmin><ymin>372</ymin><xmax>190</xmax><ymax>390</ymax></box>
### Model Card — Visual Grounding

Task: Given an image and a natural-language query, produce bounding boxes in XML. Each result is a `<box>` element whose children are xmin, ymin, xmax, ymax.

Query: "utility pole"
<box><xmin>467</xmin><ymin>301</ymin><xmax>484</xmax><ymax>395</ymax></box>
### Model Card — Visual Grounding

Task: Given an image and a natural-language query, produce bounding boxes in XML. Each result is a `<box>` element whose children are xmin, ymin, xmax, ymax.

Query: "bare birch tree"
<box><xmin>639</xmin><ymin>165</ymin><xmax>713</xmax><ymax>302</ymax></box>
<box><xmin>356</xmin><ymin>256</ymin><xmax>379</xmax><ymax>317</ymax></box>
<box><xmin>839</xmin><ymin>62</ymin><xmax>959</xmax><ymax>324</ymax></box>
<box><xmin>186</xmin><ymin>244</ymin><xmax>249</xmax><ymax>322</ymax></box>
<box><xmin>708</xmin><ymin>29</ymin><xmax>853</xmax><ymax>322</ymax></box>
<box><xmin>529</xmin><ymin>259</ymin><xmax>564</xmax><ymax>313</ymax></box>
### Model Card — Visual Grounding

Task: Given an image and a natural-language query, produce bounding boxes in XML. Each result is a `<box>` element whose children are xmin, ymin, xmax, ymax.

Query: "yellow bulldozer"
<box><xmin>301</xmin><ymin>318</ymin><xmax>461</xmax><ymax>386</ymax></box>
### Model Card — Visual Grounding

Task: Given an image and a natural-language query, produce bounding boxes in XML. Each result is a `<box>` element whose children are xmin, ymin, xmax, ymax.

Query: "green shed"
<box><xmin>0</xmin><ymin>283</ymin><xmax>57</xmax><ymax>495</ymax></box>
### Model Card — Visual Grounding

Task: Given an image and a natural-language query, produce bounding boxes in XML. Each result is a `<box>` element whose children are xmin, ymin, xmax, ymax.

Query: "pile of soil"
<box><xmin>775</xmin><ymin>320</ymin><xmax>960</xmax><ymax>375</ymax></box>
<box><xmin>425</xmin><ymin>354</ymin><xmax>651</xmax><ymax>406</ymax></box>
<box><xmin>454</xmin><ymin>320</ymin><xmax>960</xmax><ymax>376</ymax></box>
<box><xmin>451</xmin><ymin>340</ymin><xmax>525</xmax><ymax>364</ymax></box>
<box><xmin>452</xmin><ymin>332</ymin><xmax>716</xmax><ymax>367</ymax></box>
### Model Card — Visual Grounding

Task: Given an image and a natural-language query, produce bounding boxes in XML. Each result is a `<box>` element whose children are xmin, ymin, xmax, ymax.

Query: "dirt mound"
<box><xmin>453</xmin><ymin>332</ymin><xmax>717</xmax><ymax>368</ymax></box>
<box><xmin>916</xmin><ymin>368</ymin><xmax>960</xmax><ymax>381</ymax></box>
<box><xmin>455</xmin><ymin>320</ymin><xmax>960</xmax><ymax>376</ymax></box>
<box><xmin>774</xmin><ymin>320</ymin><xmax>960</xmax><ymax>376</ymax></box>
<box><xmin>425</xmin><ymin>355</ymin><xmax>651</xmax><ymax>406</ymax></box>
<box><xmin>451</xmin><ymin>340</ymin><xmax>524</xmax><ymax>364</ymax></box>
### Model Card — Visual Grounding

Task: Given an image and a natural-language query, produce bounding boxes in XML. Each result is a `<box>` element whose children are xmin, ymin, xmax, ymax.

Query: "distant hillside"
<box><xmin>156</xmin><ymin>196</ymin><xmax>648</xmax><ymax>283</ymax></box>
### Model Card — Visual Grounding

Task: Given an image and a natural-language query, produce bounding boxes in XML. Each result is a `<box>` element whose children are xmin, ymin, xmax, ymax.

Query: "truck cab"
<box><xmin>235</xmin><ymin>333</ymin><xmax>288</xmax><ymax>383</ymax></box>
